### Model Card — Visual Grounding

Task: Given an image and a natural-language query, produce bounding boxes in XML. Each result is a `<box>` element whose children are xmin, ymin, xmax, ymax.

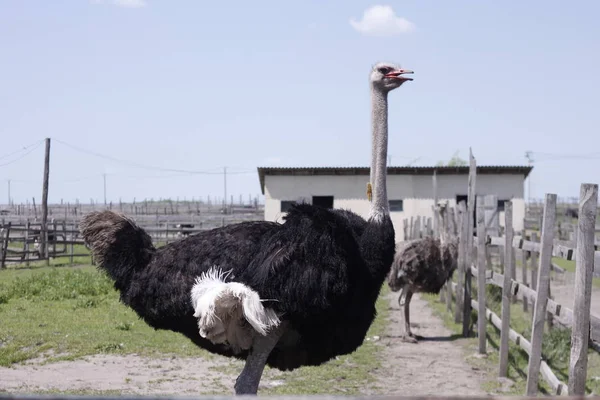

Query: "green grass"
<box><xmin>552</xmin><ymin>257</ymin><xmax>576</xmax><ymax>273</ymax></box>
<box><xmin>551</xmin><ymin>257</ymin><xmax>600</xmax><ymax>288</ymax></box>
<box><xmin>0</xmin><ymin>264</ymin><xmax>389</xmax><ymax>395</ymax></box>
<box><xmin>423</xmin><ymin>284</ymin><xmax>600</xmax><ymax>395</ymax></box>
<box><xmin>0</xmin><ymin>265</ymin><xmax>214</xmax><ymax>367</ymax></box>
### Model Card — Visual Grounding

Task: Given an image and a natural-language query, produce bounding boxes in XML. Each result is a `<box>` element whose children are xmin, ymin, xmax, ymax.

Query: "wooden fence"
<box><xmin>1</xmin><ymin>196</ymin><xmax>262</xmax><ymax>218</ymax></box>
<box><xmin>403</xmin><ymin>151</ymin><xmax>598</xmax><ymax>397</ymax></box>
<box><xmin>0</xmin><ymin>213</ymin><xmax>264</xmax><ymax>268</ymax></box>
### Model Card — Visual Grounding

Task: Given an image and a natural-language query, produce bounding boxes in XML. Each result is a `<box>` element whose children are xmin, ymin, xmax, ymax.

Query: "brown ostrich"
<box><xmin>387</xmin><ymin>203</ymin><xmax>458</xmax><ymax>343</ymax></box>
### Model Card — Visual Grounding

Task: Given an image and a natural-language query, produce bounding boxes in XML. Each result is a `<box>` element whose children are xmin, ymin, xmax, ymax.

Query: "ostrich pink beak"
<box><xmin>385</xmin><ymin>69</ymin><xmax>414</xmax><ymax>81</ymax></box>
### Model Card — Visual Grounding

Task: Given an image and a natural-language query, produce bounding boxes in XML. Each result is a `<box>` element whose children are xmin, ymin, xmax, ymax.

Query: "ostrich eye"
<box><xmin>378</xmin><ymin>67</ymin><xmax>390</xmax><ymax>74</ymax></box>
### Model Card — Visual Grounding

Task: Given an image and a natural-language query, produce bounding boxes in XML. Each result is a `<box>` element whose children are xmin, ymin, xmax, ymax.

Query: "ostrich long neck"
<box><xmin>439</xmin><ymin>209</ymin><xmax>448</xmax><ymax>245</ymax></box>
<box><xmin>370</xmin><ymin>119</ymin><xmax>377</xmax><ymax>189</ymax></box>
<box><xmin>369</xmin><ymin>88</ymin><xmax>389</xmax><ymax>220</ymax></box>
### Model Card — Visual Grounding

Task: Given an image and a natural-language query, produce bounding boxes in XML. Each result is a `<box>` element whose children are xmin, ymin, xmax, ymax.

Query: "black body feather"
<box><xmin>80</xmin><ymin>203</ymin><xmax>395</xmax><ymax>371</ymax></box>
<box><xmin>387</xmin><ymin>236</ymin><xmax>458</xmax><ymax>294</ymax></box>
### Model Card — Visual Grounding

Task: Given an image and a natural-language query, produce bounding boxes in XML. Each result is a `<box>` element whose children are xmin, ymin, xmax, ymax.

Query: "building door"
<box><xmin>456</xmin><ymin>195</ymin><xmax>477</xmax><ymax>230</ymax></box>
<box><xmin>312</xmin><ymin>196</ymin><xmax>334</xmax><ymax>209</ymax></box>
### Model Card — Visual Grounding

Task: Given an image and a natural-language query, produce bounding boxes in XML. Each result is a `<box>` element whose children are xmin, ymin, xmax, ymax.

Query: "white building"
<box><xmin>257</xmin><ymin>166</ymin><xmax>532</xmax><ymax>242</ymax></box>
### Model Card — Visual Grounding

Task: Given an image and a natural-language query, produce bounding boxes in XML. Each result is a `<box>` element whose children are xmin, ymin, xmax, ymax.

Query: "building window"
<box><xmin>497</xmin><ymin>200</ymin><xmax>509</xmax><ymax>211</ymax></box>
<box><xmin>456</xmin><ymin>195</ymin><xmax>468</xmax><ymax>206</ymax></box>
<box><xmin>389</xmin><ymin>200</ymin><xmax>403</xmax><ymax>212</ymax></box>
<box><xmin>312</xmin><ymin>196</ymin><xmax>334</xmax><ymax>209</ymax></box>
<box><xmin>281</xmin><ymin>201</ymin><xmax>295</xmax><ymax>212</ymax></box>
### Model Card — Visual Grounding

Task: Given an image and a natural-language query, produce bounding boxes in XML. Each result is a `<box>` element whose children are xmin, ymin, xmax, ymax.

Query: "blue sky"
<box><xmin>1</xmin><ymin>0</ymin><xmax>599</xmax><ymax>204</ymax></box>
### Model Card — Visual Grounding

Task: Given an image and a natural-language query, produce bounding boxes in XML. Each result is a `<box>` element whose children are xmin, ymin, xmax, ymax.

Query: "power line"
<box><xmin>0</xmin><ymin>140</ymin><xmax>44</xmax><ymax>161</ymax></box>
<box><xmin>50</xmin><ymin>170</ymin><xmax>255</xmax><ymax>185</ymax></box>
<box><xmin>0</xmin><ymin>141</ymin><xmax>44</xmax><ymax>167</ymax></box>
<box><xmin>53</xmin><ymin>138</ymin><xmax>252</xmax><ymax>175</ymax></box>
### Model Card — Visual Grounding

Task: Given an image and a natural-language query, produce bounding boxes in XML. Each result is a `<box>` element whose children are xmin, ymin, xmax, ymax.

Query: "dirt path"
<box><xmin>0</xmin><ymin>293</ymin><xmax>488</xmax><ymax>396</ymax></box>
<box><xmin>372</xmin><ymin>291</ymin><xmax>488</xmax><ymax>396</ymax></box>
<box><xmin>512</xmin><ymin>265</ymin><xmax>600</xmax><ymax>320</ymax></box>
<box><xmin>0</xmin><ymin>354</ymin><xmax>241</xmax><ymax>395</ymax></box>
<box><xmin>548</xmin><ymin>271</ymin><xmax>600</xmax><ymax>319</ymax></box>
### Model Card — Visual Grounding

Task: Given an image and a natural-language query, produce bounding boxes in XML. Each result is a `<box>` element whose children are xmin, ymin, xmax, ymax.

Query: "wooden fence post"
<box><xmin>436</xmin><ymin>213</ymin><xmax>446</xmax><ymax>302</ymax></box>
<box><xmin>445</xmin><ymin>206</ymin><xmax>455</xmax><ymax>312</ymax></box>
<box><xmin>432</xmin><ymin>170</ymin><xmax>438</xmax><ymax>238</ymax></box>
<box><xmin>511</xmin><ymin>236</ymin><xmax>517</xmax><ymax>304</ymax></box>
<box><xmin>530</xmin><ymin>232</ymin><xmax>539</xmax><ymax>291</ymax></box>
<box><xmin>40</xmin><ymin>138</ymin><xmax>51</xmax><ymax>266</ymax></box>
<box><xmin>483</xmin><ymin>194</ymin><xmax>498</xmax><ymax>274</ymax></box>
<box><xmin>526</xmin><ymin>193</ymin><xmax>557</xmax><ymax>396</ymax></box>
<box><xmin>449</xmin><ymin>207</ymin><xmax>457</xmax><ymax>236</ymax></box>
<box><xmin>499</xmin><ymin>200</ymin><xmax>514</xmax><ymax>377</ymax></box>
<box><xmin>0</xmin><ymin>223</ymin><xmax>4</xmax><ymax>269</ymax></box>
<box><xmin>455</xmin><ymin>201</ymin><xmax>467</xmax><ymax>323</ymax></box>
<box><xmin>568</xmin><ymin>183</ymin><xmax>598</xmax><ymax>395</ymax></box>
<box><xmin>547</xmin><ymin>274</ymin><xmax>554</xmax><ymax>330</ymax></box>
<box><xmin>414</xmin><ymin>217</ymin><xmax>421</xmax><ymax>239</ymax></box>
<box><xmin>52</xmin><ymin>220</ymin><xmax>57</xmax><ymax>261</ymax></box>
<box><xmin>462</xmin><ymin>149</ymin><xmax>476</xmax><ymax>336</ymax></box>
<box><xmin>436</xmin><ymin>203</ymin><xmax>446</xmax><ymax>303</ymax></box>
<box><xmin>1</xmin><ymin>222</ymin><xmax>11</xmax><ymax>269</ymax></box>
<box><xmin>25</xmin><ymin>221</ymin><xmax>30</xmax><ymax>267</ymax></box>
<box><xmin>521</xmin><ymin>229</ymin><xmax>529</xmax><ymax>312</ymax></box>
<box><xmin>476</xmin><ymin>196</ymin><xmax>487</xmax><ymax>354</ymax></box>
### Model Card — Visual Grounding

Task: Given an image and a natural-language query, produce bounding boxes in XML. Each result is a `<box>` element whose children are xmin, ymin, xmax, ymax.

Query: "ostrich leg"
<box><xmin>234</xmin><ymin>323</ymin><xmax>287</xmax><ymax>395</ymax></box>
<box><xmin>401</xmin><ymin>289</ymin><xmax>417</xmax><ymax>343</ymax></box>
<box><xmin>396</xmin><ymin>287</ymin><xmax>405</xmax><ymax>308</ymax></box>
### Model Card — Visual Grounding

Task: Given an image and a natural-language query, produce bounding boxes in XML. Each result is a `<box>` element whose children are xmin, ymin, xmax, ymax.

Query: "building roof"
<box><xmin>256</xmin><ymin>165</ymin><xmax>533</xmax><ymax>194</ymax></box>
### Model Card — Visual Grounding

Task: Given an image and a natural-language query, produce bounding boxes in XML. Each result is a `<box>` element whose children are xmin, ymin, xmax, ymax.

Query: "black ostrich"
<box><xmin>387</xmin><ymin>203</ymin><xmax>458</xmax><ymax>343</ymax></box>
<box><xmin>79</xmin><ymin>62</ymin><xmax>413</xmax><ymax>395</ymax></box>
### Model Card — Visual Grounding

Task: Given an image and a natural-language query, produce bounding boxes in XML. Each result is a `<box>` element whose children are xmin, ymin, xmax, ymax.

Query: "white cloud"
<box><xmin>350</xmin><ymin>5</ymin><xmax>415</xmax><ymax>37</ymax></box>
<box><xmin>113</xmin><ymin>0</ymin><xmax>147</xmax><ymax>7</ymax></box>
<box><xmin>91</xmin><ymin>0</ymin><xmax>147</xmax><ymax>8</ymax></box>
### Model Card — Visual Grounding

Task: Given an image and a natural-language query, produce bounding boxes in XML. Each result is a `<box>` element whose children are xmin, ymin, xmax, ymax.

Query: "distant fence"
<box><xmin>0</xmin><ymin>210</ymin><xmax>264</xmax><ymax>268</ymax></box>
<box><xmin>524</xmin><ymin>197</ymin><xmax>600</xmax><ymax>240</ymax></box>
<box><xmin>0</xmin><ymin>220</ymin><xmax>88</xmax><ymax>267</ymax></box>
<box><xmin>0</xmin><ymin>199</ymin><xmax>263</xmax><ymax>225</ymax></box>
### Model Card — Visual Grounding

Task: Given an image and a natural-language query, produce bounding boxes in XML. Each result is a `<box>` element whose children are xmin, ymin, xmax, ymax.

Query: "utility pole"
<box><xmin>40</xmin><ymin>138</ymin><xmax>51</xmax><ymax>263</ymax></box>
<box><xmin>7</xmin><ymin>179</ymin><xmax>10</xmax><ymax>206</ymax></box>
<box><xmin>223</xmin><ymin>167</ymin><xmax>227</xmax><ymax>214</ymax></box>
<box><xmin>525</xmin><ymin>151</ymin><xmax>534</xmax><ymax>210</ymax></box>
<box><xmin>103</xmin><ymin>173</ymin><xmax>107</xmax><ymax>205</ymax></box>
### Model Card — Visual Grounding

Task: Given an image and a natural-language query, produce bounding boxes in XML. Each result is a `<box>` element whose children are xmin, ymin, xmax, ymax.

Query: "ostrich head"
<box><xmin>370</xmin><ymin>62</ymin><xmax>414</xmax><ymax>92</ymax></box>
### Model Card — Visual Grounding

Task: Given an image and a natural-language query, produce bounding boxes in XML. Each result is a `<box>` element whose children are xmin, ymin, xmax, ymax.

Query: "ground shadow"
<box><xmin>417</xmin><ymin>333</ymin><xmax>464</xmax><ymax>342</ymax></box>
<box><xmin>384</xmin><ymin>333</ymin><xmax>463</xmax><ymax>342</ymax></box>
